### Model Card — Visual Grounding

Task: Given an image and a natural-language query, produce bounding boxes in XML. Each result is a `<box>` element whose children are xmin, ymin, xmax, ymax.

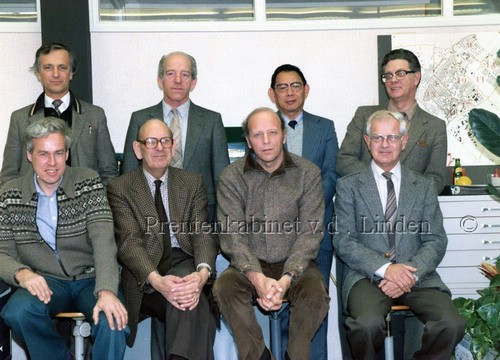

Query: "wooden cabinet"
<box><xmin>438</xmin><ymin>194</ymin><xmax>500</xmax><ymax>298</ymax></box>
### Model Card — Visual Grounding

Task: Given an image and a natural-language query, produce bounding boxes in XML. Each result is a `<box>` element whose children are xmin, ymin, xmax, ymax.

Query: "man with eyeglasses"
<box><xmin>333</xmin><ymin>110</ymin><xmax>465</xmax><ymax>360</ymax></box>
<box><xmin>121</xmin><ymin>51</ymin><xmax>229</xmax><ymax>224</ymax></box>
<box><xmin>107</xmin><ymin>119</ymin><xmax>218</xmax><ymax>360</ymax></box>
<box><xmin>337</xmin><ymin>48</ymin><xmax>447</xmax><ymax>194</ymax></box>
<box><xmin>268</xmin><ymin>64</ymin><xmax>338</xmax><ymax>360</ymax></box>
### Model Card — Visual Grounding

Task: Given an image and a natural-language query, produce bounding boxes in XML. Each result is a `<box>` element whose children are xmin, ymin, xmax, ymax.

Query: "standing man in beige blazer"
<box><xmin>337</xmin><ymin>48</ymin><xmax>447</xmax><ymax>194</ymax></box>
<box><xmin>108</xmin><ymin>119</ymin><xmax>218</xmax><ymax>360</ymax></box>
<box><xmin>0</xmin><ymin>43</ymin><xmax>117</xmax><ymax>187</ymax></box>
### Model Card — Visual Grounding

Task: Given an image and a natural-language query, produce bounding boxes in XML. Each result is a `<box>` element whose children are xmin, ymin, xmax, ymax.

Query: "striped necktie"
<box><xmin>53</xmin><ymin>99</ymin><xmax>63</xmax><ymax>116</ymax></box>
<box><xmin>382</xmin><ymin>171</ymin><xmax>397</xmax><ymax>262</ymax></box>
<box><xmin>170</xmin><ymin>109</ymin><xmax>183</xmax><ymax>169</ymax></box>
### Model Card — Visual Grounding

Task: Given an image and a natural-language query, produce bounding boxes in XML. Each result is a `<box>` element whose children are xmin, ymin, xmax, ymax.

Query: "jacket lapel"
<box><xmin>131</xmin><ymin>168</ymin><xmax>164</xmax><ymax>254</ymax></box>
<box><xmin>396</xmin><ymin>167</ymin><xmax>417</xmax><ymax>244</ymax></box>
<box><xmin>301</xmin><ymin>111</ymin><xmax>320</xmax><ymax>161</ymax></box>
<box><xmin>400</xmin><ymin>105</ymin><xmax>426</xmax><ymax>163</ymax></box>
<box><xmin>167</xmin><ymin>168</ymin><xmax>187</xmax><ymax>226</ymax></box>
<box><xmin>183</xmin><ymin>102</ymin><xmax>202</xmax><ymax>169</ymax></box>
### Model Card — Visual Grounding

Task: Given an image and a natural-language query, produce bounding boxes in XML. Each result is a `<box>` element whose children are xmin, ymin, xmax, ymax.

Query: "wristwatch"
<box><xmin>284</xmin><ymin>272</ymin><xmax>298</xmax><ymax>283</ymax></box>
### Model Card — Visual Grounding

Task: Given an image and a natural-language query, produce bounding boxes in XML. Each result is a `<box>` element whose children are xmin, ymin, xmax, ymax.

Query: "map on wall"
<box><xmin>392</xmin><ymin>32</ymin><xmax>500</xmax><ymax>166</ymax></box>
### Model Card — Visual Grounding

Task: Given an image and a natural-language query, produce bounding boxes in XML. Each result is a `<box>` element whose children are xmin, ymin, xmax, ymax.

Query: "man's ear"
<box><xmin>245</xmin><ymin>136</ymin><xmax>252</xmax><ymax>149</ymax></box>
<box><xmin>401</xmin><ymin>133</ymin><xmax>409</xmax><ymax>151</ymax></box>
<box><xmin>267</xmin><ymin>88</ymin><xmax>277</xmax><ymax>104</ymax></box>
<box><xmin>132</xmin><ymin>141</ymin><xmax>143</xmax><ymax>160</ymax></box>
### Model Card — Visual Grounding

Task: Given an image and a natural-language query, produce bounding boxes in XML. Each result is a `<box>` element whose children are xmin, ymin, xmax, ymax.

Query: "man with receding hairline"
<box><xmin>121</xmin><ymin>51</ymin><xmax>229</xmax><ymax>223</ymax></box>
<box><xmin>214</xmin><ymin>107</ymin><xmax>329</xmax><ymax>360</ymax></box>
<box><xmin>334</xmin><ymin>110</ymin><xmax>465</xmax><ymax>359</ymax></box>
<box><xmin>108</xmin><ymin>118</ymin><xmax>218</xmax><ymax>360</ymax></box>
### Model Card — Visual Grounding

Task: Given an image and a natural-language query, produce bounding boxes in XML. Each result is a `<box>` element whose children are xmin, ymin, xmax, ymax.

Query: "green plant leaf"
<box><xmin>469</xmin><ymin>108</ymin><xmax>500</xmax><ymax>158</ymax></box>
<box><xmin>491</xmin><ymin>274</ymin><xmax>500</xmax><ymax>287</ymax></box>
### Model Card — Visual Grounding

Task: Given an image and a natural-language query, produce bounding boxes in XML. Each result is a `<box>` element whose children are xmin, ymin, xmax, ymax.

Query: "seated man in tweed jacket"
<box><xmin>107</xmin><ymin>119</ymin><xmax>218</xmax><ymax>360</ymax></box>
<box><xmin>0</xmin><ymin>117</ymin><xmax>128</xmax><ymax>360</ymax></box>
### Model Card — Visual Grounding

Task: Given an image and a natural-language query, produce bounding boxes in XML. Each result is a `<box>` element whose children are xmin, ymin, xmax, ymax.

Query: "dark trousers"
<box><xmin>346</xmin><ymin>279</ymin><xmax>466</xmax><ymax>360</ymax></box>
<box><xmin>279</xmin><ymin>248</ymin><xmax>333</xmax><ymax>360</ymax></box>
<box><xmin>214</xmin><ymin>262</ymin><xmax>330</xmax><ymax>360</ymax></box>
<box><xmin>140</xmin><ymin>249</ymin><xmax>216</xmax><ymax>360</ymax></box>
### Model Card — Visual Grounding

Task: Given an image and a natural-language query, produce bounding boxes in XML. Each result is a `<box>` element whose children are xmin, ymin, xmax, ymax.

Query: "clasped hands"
<box><xmin>148</xmin><ymin>268</ymin><xmax>209</xmax><ymax>311</ymax></box>
<box><xmin>246</xmin><ymin>271</ymin><xmax>290</xmax><ymax>312</ymax></box>
<box><xmin>378</xmin><ymin>263</ymin><xmax>417</xmax><ymax>299</ymax></box>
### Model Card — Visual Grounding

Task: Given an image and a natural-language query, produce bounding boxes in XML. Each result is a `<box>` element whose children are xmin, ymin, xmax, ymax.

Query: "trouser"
<box><xmin>346</xmin><ymin>279</ymin><xmax>466</xmax><ymax>360</ymax></box>
<box><xmin>140</xmin><ymin>249</ymin><xmax>217</xmax><ymax>360</ymax></box>
<box><xmin>0</xmin><ymin>276</ymin><xmax>129</xmax><ymax>360</ymax></box>
<box><xmin>214</xmin><ymin>261</ymin><xmax>330</xmax><ymax>360</ymax></box>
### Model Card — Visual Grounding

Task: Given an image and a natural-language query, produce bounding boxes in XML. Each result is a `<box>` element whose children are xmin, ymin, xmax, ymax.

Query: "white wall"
<box><xmin>1</xmin><ymin>25</ymin><xmax>499</xmax><ymax>167</ymax></box>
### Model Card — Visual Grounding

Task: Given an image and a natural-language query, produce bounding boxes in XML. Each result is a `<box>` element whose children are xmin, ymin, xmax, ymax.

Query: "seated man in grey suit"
<box><xmin>214</xmin><ymin>108</ymin><xmax>329</xmax><ymax>360</ymax></box>
<box><xmin>333</xmin><ymin>110</ymin><xmax>465</xmax><ymax>360</ymax></box>
<box><xmin>108</xmin><ymin>119</ymin><xmax>218</xmax><ymax>360</ymax></box>
<box><xmin>268</xmin><ymin>64</ymin><xmax>338</xmax><ymax>360</ymax></box>
<box><xmin>337</xmin><ymin>48</ymin><xmax>447</xmax><ymax>194</ymax></box>
<box><xmin>0</xmin><ymin>42</ymin><xmax>117</xmax><ymax>187</ymax></box>
<box><xmin>121</xmin><ymin>51</ymin><xmax>229</xmax><ymax>223</ymax></box>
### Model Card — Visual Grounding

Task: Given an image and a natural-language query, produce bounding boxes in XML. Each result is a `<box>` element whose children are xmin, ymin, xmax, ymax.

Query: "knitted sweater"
<box><xmin>0</xmin><ymin>167</ymin><xmax>119</xmax><ymax>296</ymax></box>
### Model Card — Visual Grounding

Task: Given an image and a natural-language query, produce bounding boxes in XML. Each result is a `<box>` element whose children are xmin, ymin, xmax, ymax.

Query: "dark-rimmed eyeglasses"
<box><xmin>381</xmin><ymin>70</ymin><xmax>416</xmax><ymax>83</ymax></box>
<box><xmin>137</xmin><ymin>137</ymin><xmax>173</xmax><ymax>149</ymax></box>
<box><xmin>368</xmin><ymin>134</ymin><xmax>402</xmax><ymax>144</ymax></box>
<box><xmin>275</xmin><ymin>82</ymin><xmax>304</xmax><ymax>93</ymax></box>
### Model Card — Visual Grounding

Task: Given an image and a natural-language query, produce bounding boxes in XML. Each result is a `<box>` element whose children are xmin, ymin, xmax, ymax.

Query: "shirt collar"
<box><xmin>371</xmin><ymin>161</ymin><xmax>402</xmax><ymax>182</ymax></box>
<box><xmin>388</xmin><ymin>101</ymin><xmax>417</xmax><ymax>121</ymax></box>
<box><xmin>31</xmin><ymin>91</ymin><xmax>80</xmax><ymax>116</ymax></box>
<box><xmin>280</xmin><ymin>111</ymin><xmax>304</xmax><ymax>126</ymax></box>
<box><xmin>33</xmin><ymin>173</ymin><xmax>63</xmax><ymax>197</ymax></box>
<box><xmin>243</xmin><ymin>149</ymin><xmax>297</xmax><ymax>176</ymax></box>
<box><xmin>162</xmin><ymin>99</ymin><xmax>191</xmax><ymax>119</ymax></box>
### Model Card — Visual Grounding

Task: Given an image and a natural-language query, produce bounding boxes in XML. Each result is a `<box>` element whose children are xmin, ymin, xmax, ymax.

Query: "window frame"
<box><xmin>0</xmin><ymin>0</ymin><xmax>40</xmax><ymax>33</ymax></box>
<box><xmin>89</xmin><ymin>0</ymin><xmax>500</xmax><ymax>32</ymax></box>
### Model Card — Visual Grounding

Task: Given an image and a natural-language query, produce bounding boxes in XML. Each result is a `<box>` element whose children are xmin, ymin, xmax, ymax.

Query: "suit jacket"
<box><xmin>333</xmin><ymin>165</ymin><xmax>449</xmax><ymax>312</ymax></box>
<box><xmin>287</xmin><ymin>110</ymin><xmax>338</xmax><ymax>251</ymax></box>
<box><xmin>0</xmin><ymin>93</ymin><xmax>118</xmax><ymax>187</ymax></box>
<box><xmin>107</xmin><ymin>166</ymin><xmax>218</xmax><ymax>346</ymax></box>
<box><xmin>121</xmin><ymin>101</ymin><xmax>229</xmax><ymax>213</ymax></box>
<box><xmin>336</xmin><ymin>104</ymin><xmax>448</xmax><ymax>193</ymax></box>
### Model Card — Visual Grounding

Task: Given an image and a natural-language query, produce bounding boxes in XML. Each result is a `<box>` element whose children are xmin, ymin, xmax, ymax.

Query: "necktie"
<box><xmin>382</xmin><ymin>172</ymin><xmax>397</xmax><ymax>262</ymax></box>
<box><xmin>288</xmin><ymin>120</ymin><xmax>297</xmax><ymax>129</ymax></box>
<box><xmin>154</xmin><ymin>180</ymin><xmax>172</xmax><ymax>276</ymax></box>
<box><xmin>170</xmin><ymin>109</ymin><xmax>183</xmax><ymax>169</ymax></box>
<box><xmin>52</xmin><ymin>99</ymin><xmax>63</xmax><ymax>116</ymax></box>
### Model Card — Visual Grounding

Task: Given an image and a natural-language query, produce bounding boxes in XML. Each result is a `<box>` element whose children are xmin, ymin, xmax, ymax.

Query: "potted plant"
<box><xmin>453</xmin><ymin>55</ymin><xmax>500</xmax><ymax>358</ymax></box>
<box><xmin>453</xmin><ymin>258</ymin><xmax>500</xmax><ymax>359</ymax></box>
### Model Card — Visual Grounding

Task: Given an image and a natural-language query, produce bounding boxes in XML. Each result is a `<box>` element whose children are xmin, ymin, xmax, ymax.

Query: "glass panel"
<box><xmin>266</xmin><ymin>0</ymin><xmax>442</xmax><ymax>20</ymax></box>
<box><xmin>99</xmin><ymin>0</ymin><xmax>254</xmax><ymax>21</ymax></box>
<box><xmin>453</xmin><ymin>0</ymin><xmax>499</xmax><ymax>15</ymax></box>
<box><xmin>0</xmin><ymin>0</ymin><xmax>37</xmax><ymax>22</ymax></box>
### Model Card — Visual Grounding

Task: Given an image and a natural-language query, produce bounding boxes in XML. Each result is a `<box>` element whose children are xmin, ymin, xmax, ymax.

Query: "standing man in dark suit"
<box><xmin>108</xmin><ymin>119</ymin><xmax>218</xmax><ymax>360</ymax></box>
<box><xmin>0</xmin><ymin>42</ymin><xmax>118</xmax><ymax>187</ymax></box>
<box><xmin>121</xmin><ymin>51</ymin><xmax>229</xmax><ymax>223</ymax></box>
<box><xmin>268</xmin><ymin>64</ymin><xmax>338</xmax><ymax>360</ymax></box>
<box><xmin>333</xmin><ymin>110</ymin><xmax>465</xmax><ymax>360</ymax></box>
<box><xmin>337</xmin><ymin>48</ymin><xmax>447</xmax><ymax>194</ymax></box>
